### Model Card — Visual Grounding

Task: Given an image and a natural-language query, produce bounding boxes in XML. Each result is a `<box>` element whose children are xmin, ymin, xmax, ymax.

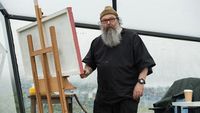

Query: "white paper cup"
<box><xmin>184</xmin><ymin>89</ymin><xmax>193</xmax><ymax>102</ymax></box>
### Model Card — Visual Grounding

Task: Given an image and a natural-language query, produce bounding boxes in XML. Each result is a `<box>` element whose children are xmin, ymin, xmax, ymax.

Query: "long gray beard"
<box><xmin>101</xmin><ymin>26</ymin><xmax>122</xmax><ymax>47</ymax></box>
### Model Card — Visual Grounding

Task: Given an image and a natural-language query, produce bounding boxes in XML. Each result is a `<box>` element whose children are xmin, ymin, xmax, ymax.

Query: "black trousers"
<box><xmin>94</xmin><ymin>99</ymin><xmax>139</xmax><ymax>113</ymax></box>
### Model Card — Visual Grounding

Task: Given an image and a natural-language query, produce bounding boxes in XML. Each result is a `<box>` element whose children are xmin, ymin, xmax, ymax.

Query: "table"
<box><xmin>172</xmin><ymin>101</ymin><xmax>200</xmax><ymax>113</ymax></box>
<box><xmin>28</xmin><ymin>94</ymin><xmax>73</xmax><ymax>113</ymax></box>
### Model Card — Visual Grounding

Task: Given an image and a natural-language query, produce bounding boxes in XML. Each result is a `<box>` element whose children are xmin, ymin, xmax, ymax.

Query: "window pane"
<box><xmin>139</xmin><ymin>35</ymin><xmax>200</xmax><ymax>112</ymax></box>
<box><xmin>0</xmin><ymin>0</ymin><xmax>112</xmax><ymax>25</ymax></box>
<box><xmin>11</xmin><ymin>18</ymin><xmax>200</xmax><ymax>113</ymax></box>
<box><xmin>118</xmin><ymin>0</ymin><xmax>200</xmax><ymax>37</ymax></box>
<box><xmin>0</xmin><ymin>14</ymin><xmax>18</xmax><ymax>113</ymax></box>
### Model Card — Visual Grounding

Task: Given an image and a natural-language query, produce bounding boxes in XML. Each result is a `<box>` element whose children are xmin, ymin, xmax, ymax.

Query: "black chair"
<box><xmin>149</xmin><ymin>77</ymin><xmax>200</xmax><ymax>113</ymax></box>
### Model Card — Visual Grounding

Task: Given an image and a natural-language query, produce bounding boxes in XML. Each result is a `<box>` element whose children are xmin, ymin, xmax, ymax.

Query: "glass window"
<box><xmin>10</xmin><ymin>21</ymin><xmax>200</xmax><ymax>113</ymax></box>
<box><xmin>117</xmin><ymin>0</ymin><xmax>200</xmax><ymax>37</ymax></box>
<box><xmin>139</xmin><ymin>35</ymin><xmax>200</xmax><ymax>112</ymax></box>
<box><xmin>0</xmin><ymin>13</ymin><xmax>18</xmax><ymax>113</ymax></box>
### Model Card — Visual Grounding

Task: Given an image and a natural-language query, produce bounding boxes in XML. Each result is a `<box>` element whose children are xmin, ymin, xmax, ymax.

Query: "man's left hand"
<box><xmin>132</xmin><ymin>83</ymin><xmax>144</xmax><ymax>101</ymax></box>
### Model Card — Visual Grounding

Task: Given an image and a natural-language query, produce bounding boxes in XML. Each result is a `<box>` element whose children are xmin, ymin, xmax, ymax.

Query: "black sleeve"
<box><xmin>82</xmin><ymin>40</ymin><xmax>97</xmax><ymax>71</ymax></box>
<box><xmin>132</xmin><ymin>34</ymin><xmax>156</xmax><ymax>75</ymax></box>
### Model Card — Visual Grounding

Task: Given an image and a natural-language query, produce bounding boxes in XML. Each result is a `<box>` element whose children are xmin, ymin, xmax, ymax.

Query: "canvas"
<box><xmin>17</xmin><ymin>7</ymin><xmax>83</xmax><ymax>78</ymax></box>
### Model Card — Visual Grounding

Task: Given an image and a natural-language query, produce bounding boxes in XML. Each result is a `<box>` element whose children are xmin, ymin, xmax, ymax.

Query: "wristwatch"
<box><xmin>138</xmin><ymin>78</ymin><xmax>146</xmax><ymax>84</ymax></box>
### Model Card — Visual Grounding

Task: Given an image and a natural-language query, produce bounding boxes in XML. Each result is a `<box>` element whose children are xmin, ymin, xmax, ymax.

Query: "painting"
<box><xmin>17</xmin><ymin>7</ymin><xmax>83</xmax><ymax>78</ymax></box>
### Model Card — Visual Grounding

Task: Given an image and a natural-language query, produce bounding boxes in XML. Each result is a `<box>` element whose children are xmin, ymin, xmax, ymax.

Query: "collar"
<box><xmin>121</xmin><ymin>28</ymin><xmax>126</xmax><ymax>34</ymax></box>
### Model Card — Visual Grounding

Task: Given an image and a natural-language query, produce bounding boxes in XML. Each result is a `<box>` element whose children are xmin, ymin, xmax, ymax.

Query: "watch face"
<box><xmin>138</xmin><ymin>79</ymin><xmax>145</xmax><ymax>84</ymax></box>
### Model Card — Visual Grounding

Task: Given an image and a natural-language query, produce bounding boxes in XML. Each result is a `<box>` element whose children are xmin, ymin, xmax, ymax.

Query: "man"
<box><xmin>81</xmin><ymin>6</ymin><xmax>156</xmax><ymax>113</ymax></box>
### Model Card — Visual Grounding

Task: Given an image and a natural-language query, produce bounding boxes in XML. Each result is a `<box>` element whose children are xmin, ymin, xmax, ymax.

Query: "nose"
<box><xmin>106</xmin><ymin>20</ymin><xmax>110</xmax><ymax>24</ymax></box>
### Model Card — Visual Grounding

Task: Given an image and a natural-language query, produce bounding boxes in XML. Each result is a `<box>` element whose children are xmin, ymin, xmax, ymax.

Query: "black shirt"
<box><xmin>83</xmin><ymin>28</ymin><xmax>155</xmax><ymax>104</ymax></box>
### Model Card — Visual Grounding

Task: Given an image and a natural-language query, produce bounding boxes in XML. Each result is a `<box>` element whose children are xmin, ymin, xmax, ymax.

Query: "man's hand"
<box><xmin>133</xmin><ymin>67</ymin><xmax>148</xmax><ymax>100</ymax></box>
<box><xmin>132</xmin><ymin>83</ymin><xmax>144</xmax><ymax>101</ymax></box>
<box><xmin>80</xmin><ymin>65</ymin><xmax>93</xmax><ymax>78</ymax></box>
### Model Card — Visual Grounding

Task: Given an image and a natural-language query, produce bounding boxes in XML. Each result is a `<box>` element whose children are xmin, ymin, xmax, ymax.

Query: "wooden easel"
<box><xmin>27</xmin><ymin>1</ymin><xmax>75</xmax><ymax>113</ymax></box>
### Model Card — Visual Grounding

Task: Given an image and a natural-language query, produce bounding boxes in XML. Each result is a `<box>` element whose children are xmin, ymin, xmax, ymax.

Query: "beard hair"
<box><xmin>101</xmin><ymin>25</ymin><xmax>122</xmax><ymax>47</ymax></box>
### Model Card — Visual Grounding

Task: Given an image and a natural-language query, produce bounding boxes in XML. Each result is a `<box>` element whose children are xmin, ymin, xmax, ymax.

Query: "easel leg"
<box><xmin>27</xmin><ymin>35</ymin><xmax>44</xmax><ymax>113</ymax></box>
<box><xmin>50</xmin><ymin>26</ymin><xmax>69</xmax><ymax>113</ymax></box>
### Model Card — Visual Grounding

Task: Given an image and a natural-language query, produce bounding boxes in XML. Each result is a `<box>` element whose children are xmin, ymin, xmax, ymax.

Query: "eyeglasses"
<box><xmin>100</xmin><ymin>18</ymin><xmax>117</xmax><ymax>24</ymax></box>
